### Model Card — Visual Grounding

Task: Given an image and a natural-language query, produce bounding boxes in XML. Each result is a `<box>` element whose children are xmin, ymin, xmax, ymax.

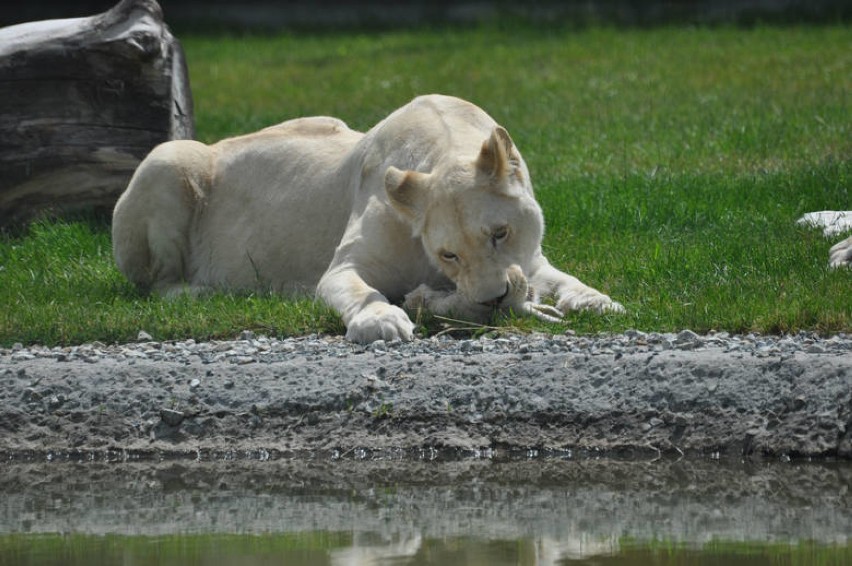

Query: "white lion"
<box><xmin>112</xmin><ymin>94</ymin><xmax>623</xmax><ymax>343</ymax></box>
<box><xmin>830</xmin><ymin>236</ymin><xmax>852</xmax><ymax>268</ymax></box>
<box><xmin>797</xmin><ymin>211</ymin><xmax>852</xmax><ymax>268</ymax></box>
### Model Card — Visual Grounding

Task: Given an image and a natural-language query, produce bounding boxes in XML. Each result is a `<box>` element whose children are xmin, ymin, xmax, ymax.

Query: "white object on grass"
<box><xmin>797</xmin><ymin>211</ymin><xmax>852</xmax><ymax>268</ymax></box>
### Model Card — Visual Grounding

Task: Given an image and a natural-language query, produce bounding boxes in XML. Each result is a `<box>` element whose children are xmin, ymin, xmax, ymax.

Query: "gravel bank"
<box><xmin>1</xmin><ymin>330</ymin><xmax>850</xmax><ymax>460</ymax></box>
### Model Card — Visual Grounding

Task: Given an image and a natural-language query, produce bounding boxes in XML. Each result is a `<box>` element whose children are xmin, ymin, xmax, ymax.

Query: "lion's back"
<box><xmin>190</xmin><ymin>118</ymin><xmax>366</xmax><ymax>291</ymax></box>
<box><xmin>261</xmin><ymin>116</ymin><xmax>356</xmax><ymax>138</ymax></box>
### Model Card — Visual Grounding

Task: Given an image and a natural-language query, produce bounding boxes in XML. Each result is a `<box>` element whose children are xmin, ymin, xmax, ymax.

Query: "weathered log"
<box><xmin>0</xmin><ymin>0</ymin><xmax>194</xmax><ymax>226</ymax></box>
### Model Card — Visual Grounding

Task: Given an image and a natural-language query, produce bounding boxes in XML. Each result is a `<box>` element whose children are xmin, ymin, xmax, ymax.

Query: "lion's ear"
<box><xmin>385</xmin><ymin>166</ymin><xmax>429</xmax><ymax>219</ymax></box>
<box><xmin>476</xmin><ymin>126</ymin><xmax>521</xmax><ymax>181</ymax></box>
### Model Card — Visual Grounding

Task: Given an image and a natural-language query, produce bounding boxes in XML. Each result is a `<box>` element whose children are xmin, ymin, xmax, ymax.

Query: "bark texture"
<box><xmin>0</xmin><ymin>0</ymin><xmax>193</xmax><ymax>226</ymax></box>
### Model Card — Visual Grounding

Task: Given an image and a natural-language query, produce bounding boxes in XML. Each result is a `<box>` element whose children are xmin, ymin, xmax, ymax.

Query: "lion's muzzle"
<box><xmin>479</xmin><ymin>284</ymin><xmax>511</xmax><ymax>307</ymax></box>
<box><xmin>471</xmin><ymin>265</ymin><xmax>529</xmax><ymax>309</ymax></box>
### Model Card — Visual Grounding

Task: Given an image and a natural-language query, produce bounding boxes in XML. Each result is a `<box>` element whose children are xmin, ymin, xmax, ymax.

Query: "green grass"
<box><xmin>0</xmin><ymin>219</ymin><xmax>342</xmax><ymax>345</ymax></box>
<box><xmin>1</xmin><ymin>25</ymin><xmax>850</xmax><ymax>346</ymax></box>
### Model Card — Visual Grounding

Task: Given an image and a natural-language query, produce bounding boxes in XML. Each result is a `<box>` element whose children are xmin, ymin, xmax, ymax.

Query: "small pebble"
<box><xmin>160</xmin><ymin>408</ymin><xmax>184</xmax><ymax>427</ymax></box>
<box><xmin>0</xmin><ymin>331</ymin><xmax>847</xmax><ymax>366</ymax></box>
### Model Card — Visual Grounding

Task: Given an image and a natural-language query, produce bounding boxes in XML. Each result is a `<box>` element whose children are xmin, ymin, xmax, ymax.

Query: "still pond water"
<box><xmin>0</xmin><ymin>457</ymin><xmax>849</xmax><ymax>565</ymax></box>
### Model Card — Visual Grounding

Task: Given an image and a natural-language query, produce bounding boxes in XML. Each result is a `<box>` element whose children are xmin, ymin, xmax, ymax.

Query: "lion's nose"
<box><xmin>479</xmin><ymin>283</ymin><xmax>510</xmax><ymax>307</ymax></box>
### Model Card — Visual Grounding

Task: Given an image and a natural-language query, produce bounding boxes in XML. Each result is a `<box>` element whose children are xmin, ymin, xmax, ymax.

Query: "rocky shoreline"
<box><xmin>1</xmin><ymin>330</ymin><xmax>850</xmax><ymax>461</ymax></box>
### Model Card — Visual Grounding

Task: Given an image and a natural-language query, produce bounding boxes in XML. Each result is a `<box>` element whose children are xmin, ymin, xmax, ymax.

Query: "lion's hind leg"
<box><xmin>112</xmin><ymin>141</ymin><xmax>211</xmax><ymax>294</ymax></box>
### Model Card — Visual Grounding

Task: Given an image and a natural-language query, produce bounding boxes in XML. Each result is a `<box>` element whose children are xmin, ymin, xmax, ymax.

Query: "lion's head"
<box><xmin>385</xmin><ymin>126</ymin><xmax>544</xmax><ymax>307</ymax></box>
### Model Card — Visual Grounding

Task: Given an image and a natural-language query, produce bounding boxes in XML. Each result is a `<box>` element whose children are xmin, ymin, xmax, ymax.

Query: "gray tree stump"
<box><xmin>0</xmin><ymin>0</ymin><xmax>194</xmax><ymax>226</ymax></box>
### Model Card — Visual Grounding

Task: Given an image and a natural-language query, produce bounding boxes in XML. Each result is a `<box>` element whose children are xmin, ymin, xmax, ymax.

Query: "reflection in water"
<box><xmin>536</xmin><ymin>534</ymin><xmax>619</xmax><ymax>564</ymax></box>
<box><xmin>0</xmin><ymin>458</ymin><xmax>849</xmax><ymax>565</ymax></box>
<box><xmin>1</xmin><ymin>533</ymin><xmax>848</xmax><ymax>565</ymax></box>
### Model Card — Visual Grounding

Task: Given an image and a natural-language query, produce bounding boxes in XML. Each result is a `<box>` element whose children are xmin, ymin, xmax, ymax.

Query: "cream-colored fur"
<box><xmin>797</xmin><ymin>211</ymin><xmax>852</xmax><ymax>268</ymax></box>
<box><xmin>113</xmin><ymin>95</ymin><xmax>623</xmax><ymax>343</ymax></box>
<box><xmin>829</xmin><ymin>236</ymin><xmax>852</xmax><ymax>268</ymax></box>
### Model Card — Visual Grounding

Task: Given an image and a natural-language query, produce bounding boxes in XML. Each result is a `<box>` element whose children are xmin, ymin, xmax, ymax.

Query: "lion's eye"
<box><xmin>491</xmin><ymin>227</ymin><xmax>509</xmax><ymax>246</ymax></box>
<box><xmin>440</xmin><ymin>251</ymin><xmax>458</xmax><ymax>262</ymax></box>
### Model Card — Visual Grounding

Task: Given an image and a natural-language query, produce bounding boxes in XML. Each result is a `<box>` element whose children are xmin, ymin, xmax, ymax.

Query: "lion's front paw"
<box><xmin>522</xmin><ymin>301</ymin><xmax>563</xmax><ymax>323</ymax></box>
<box><xmin>346</xmin><ymin>303</ymin><xmax>415</xmax><ymax>344</ymax></box>
<box><xmin>557</xmin><ymin>290</ymin><xmax>625</xmax><ymax>315</ymax></box>
<box><xmin>503</xmin><ymin>265</ymin><xmax>531</xmax><ymax>308</ymax></box>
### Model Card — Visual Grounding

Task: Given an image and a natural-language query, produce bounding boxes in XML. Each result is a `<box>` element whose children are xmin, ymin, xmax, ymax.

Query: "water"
<box><xmin>1</xmin><ymin>457</ymin><xmax>849</xmax><ymax>565</ymax></box>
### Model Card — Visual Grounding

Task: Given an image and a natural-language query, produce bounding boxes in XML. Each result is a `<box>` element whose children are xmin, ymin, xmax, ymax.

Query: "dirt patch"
<box><xmin>2</xmin><ymin>333</ymin><xmax>850</xmax><ymax>460</ymax></box>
